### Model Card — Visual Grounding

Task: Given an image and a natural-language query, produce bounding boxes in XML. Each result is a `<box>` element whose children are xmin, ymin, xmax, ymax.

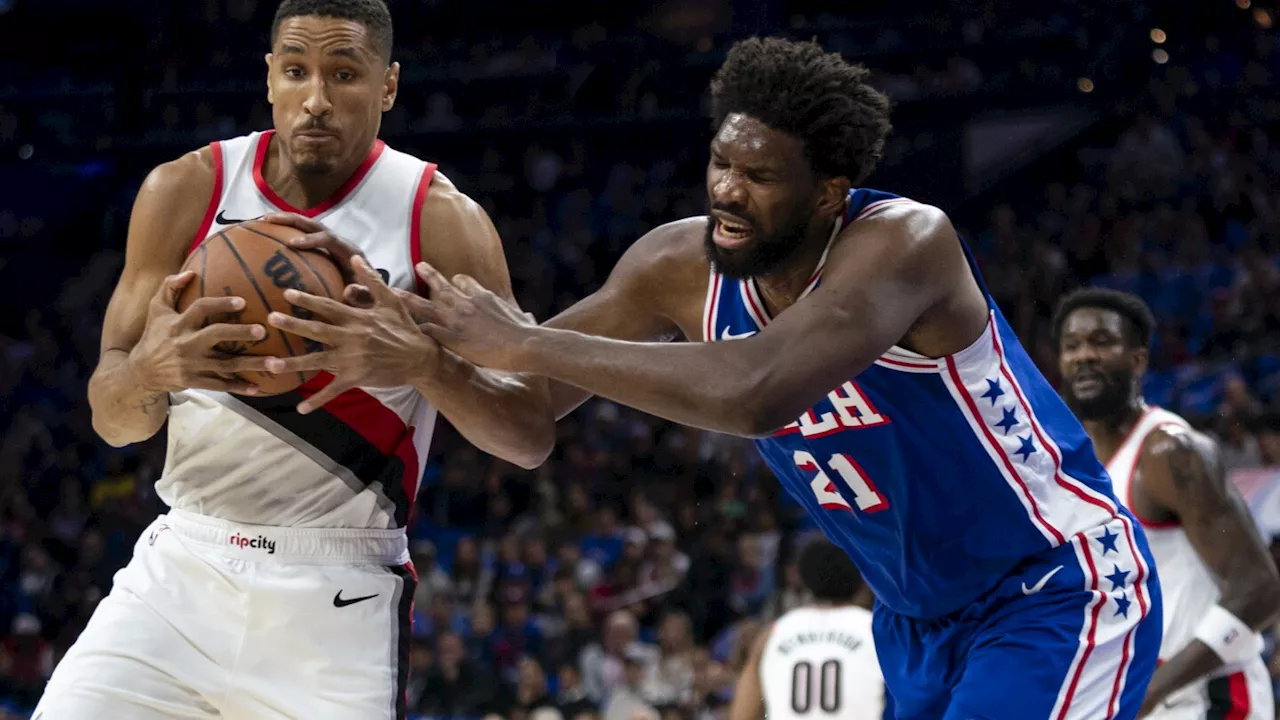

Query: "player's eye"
<box><xmin>335</xmin><ymin>70</ymin><xmax>355</xmax><ymax>81</ymax></box>
<box><xmin>284</xmin><ymin>67</ymin><xmax>305</xmax><ymax>78</ymax></box>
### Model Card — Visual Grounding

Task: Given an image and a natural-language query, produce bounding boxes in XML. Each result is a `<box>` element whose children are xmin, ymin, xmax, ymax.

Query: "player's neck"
<box><xmin>262</xmin><ymin>135</ymin><xmax>371</xmax><ymax>211</ymax></box>
<box><xmin>1082</xmin><ymin>400</ymin><xmax>1147</xmax><ymax>464</ymax></box>
<box><xmin>812</xmin><ymin>600</ymin><xmax>856</xmax><ymax>609</ymax></box>
<box><xmin>753</xmin><ymin>216</ymin><xmax>838</xmax><ymax>316</ymax></box>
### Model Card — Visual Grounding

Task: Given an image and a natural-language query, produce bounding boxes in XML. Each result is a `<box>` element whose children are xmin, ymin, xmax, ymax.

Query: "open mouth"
<box><xmin>712</xmin><ymin>215</ymin><xmax>754</xmax><ymax>249</ymax></box>
<box><xmin>1071</xmin><ymin>372</ymin><xmax>1104</xmax><ymax>394</ymax></box>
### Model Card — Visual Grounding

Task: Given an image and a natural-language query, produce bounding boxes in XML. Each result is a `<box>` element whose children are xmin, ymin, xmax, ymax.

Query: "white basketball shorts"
<box><xmin>33</xmin><ymin>509</ymin><xmax>417</xmax><ymax>719</ymax></box>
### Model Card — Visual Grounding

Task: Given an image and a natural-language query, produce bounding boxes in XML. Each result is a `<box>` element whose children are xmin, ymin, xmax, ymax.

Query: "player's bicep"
<box><xmin>1143</xmin><ymin>431</ymin><xmax>1271</xmax><ymax>579</ymax></box>
<box><xmin>417</xmin><ymin>178</ymin><xmax>516</xmax><ymax>304</ymax></box>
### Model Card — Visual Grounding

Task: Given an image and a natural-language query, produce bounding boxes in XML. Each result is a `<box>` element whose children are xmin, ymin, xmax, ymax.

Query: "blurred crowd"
<box><xmin>5</xmin><ymin>1</ymin><xmax>1280</xmax><ymax>718</ymax></box>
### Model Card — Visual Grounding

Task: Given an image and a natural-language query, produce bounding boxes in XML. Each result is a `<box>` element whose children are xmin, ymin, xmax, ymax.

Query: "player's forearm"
<box><xmin>1142</xmin><ymin>641</ymin><xmax>1224</xmax><ymax>711</ymax></box>
<box><xmin>1146</xmin><ymin>575</ymin><xmax>1280</xmax><ymax>707</ymax></box>
<box><xmin>517</xmin><ymin>327</ymin><xmax>778</xmax><ymax>437</ymax></box>
<box><xmin>413</xmin><ymin>350</ymin><xmax>554</xmax><ymax>469</ymax></box>
<box><xmin>88</xmin><ymin>349</ymin><xmax>169</xmax><ymax>447</ymax></box>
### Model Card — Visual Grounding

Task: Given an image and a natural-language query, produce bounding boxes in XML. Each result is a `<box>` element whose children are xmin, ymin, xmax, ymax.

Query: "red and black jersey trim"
<box><xmin>1206</xmin><ymin>670</ymin><xmax>1251</xmax><ymax>720</ymax></box>
<box><xmin>389</xmin><ymin>562</ymin><xmax>417</xmax><ymax>719</ymax></box>
<box><xmin>237</xmin><ymin>374</ymin><xmax>419</xmax><ymax>527</ymax></box>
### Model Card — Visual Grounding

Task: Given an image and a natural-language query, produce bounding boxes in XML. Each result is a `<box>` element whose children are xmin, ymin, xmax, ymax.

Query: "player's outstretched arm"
<box><xmin>89</xmin><ymin>150</ymin><xmax>270</xmax><ymax>447</ymax></box>
<box><xmin>728</xmin><ymin>622</ymin><xmax>773</xmax><ymax>720</ymax></box>
<box><xmin>411</xmin><ymin>203</ymin><xmax>968</xmax><ymax>437</ymax></box>
<box><xmin>1134</xmin><ymin>427</ymin><xmax>1280</xmax><ymax>715</ymax></box>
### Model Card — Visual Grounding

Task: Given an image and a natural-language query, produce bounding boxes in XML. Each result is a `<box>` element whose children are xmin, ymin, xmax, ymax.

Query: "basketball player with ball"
<box><xmin>34</xmin><ymin>1</ymin><xmax>553</xmax><ymax>718</ymax></box>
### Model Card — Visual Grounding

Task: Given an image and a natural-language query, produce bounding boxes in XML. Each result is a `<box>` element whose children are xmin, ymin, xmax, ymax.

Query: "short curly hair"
<box><xmin>710</xmin><ymin>37</ymin><xmax>892</xmax><ymax>185</ymax></box>
<box><xmin>272</xmin><ymin>0</ymin><xmax>393</xmax><ymax>62</ymax></box>
<box><xmin>1052</xmin><ymin>288</ymin><xmax>1156</xmax><ymax>350</ymax></box>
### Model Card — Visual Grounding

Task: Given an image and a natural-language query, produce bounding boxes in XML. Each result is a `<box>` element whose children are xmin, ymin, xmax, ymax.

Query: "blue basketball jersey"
<box><xmin>705</xmin><ymin>189</ymin><xmax>1127</xmax><ymax>619</ymax></box>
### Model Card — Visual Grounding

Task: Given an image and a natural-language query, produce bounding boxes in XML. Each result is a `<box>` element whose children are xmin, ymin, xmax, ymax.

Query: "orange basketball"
<box><xmin>176</xmin><ymin>220</ymin><xmax>345</xmax><ymax>395</ymax></box>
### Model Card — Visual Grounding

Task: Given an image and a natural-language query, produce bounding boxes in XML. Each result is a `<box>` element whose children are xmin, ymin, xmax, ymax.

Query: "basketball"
<box><xmin>176</xmin><ymin>220</ymin><xmax>346</xmax><ymax>396</ymax></box>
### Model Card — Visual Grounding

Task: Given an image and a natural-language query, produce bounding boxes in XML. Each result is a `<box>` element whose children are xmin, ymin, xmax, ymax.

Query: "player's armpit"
<box><xmin>1134</xmin><ymin>427</ymin><xmax>1280</xmax><ymax>708</ymax></box>
<box><xmin>411</xmin><ymin>173</ymin><xmax>556</xmax><ymax>468</ymax></box>
<box><xmin>89</xmin><ymin>148</ymin><xmax>217</xmax><ymax>446</ymax></box>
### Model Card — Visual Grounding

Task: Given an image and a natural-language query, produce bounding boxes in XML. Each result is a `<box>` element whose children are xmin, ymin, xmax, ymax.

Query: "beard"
<box><xmin>1060</xmin><ymin>367</ymin><xmax>1135</xmax><ymax>421</ymax></box>
<box><xmin>703</xmin><ymin>205</ymin><xmax>815</xmax><ymax>280</ymax></box>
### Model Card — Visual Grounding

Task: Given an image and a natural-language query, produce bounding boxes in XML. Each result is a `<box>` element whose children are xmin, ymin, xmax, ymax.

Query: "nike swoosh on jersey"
<box><xmin>1021</xmin><ymin>565</ymin><xmax>1063</xmax><ymax>595</ymax></box>
<box><xmin>333</xmin><ymin>591</ymin><xmax>379</xmax><ymax>608</ymax></box>
<box><xmin>720</xmin><ymin>328</ymin><xmax>756</xmax><ymax>340</ymax></box>
<box><xmin>215</xmin><ymin>210</ymin><xmax>261</xmax><ymax>225</ymax></box>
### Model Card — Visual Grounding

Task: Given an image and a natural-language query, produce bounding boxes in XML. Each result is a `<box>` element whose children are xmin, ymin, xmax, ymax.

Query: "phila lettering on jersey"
<box><xmin>704</xmin><ymin>188</ymin><xmax>1137</xmax><ymax>620</ymax></box>
<box><xmin>761</xmin><ymin>605</ymin><xmax>884</xmax><ymax>720</ymax></box>
<box><xmin>161</xmin><ymin>130</ymin><xmax>439</xmax><ymax>530</ymax></box>
<box><xmin>1106</xmin><ymin>407</ymin><xmax>1272</xmax><ymax>718</ymax></box>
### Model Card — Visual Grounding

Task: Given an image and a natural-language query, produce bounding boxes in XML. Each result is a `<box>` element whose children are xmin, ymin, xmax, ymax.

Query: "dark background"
<box><xmin>3</xmin><ymin>0</ymin><xmax>1280</xmax><ymax>718</ymax></box>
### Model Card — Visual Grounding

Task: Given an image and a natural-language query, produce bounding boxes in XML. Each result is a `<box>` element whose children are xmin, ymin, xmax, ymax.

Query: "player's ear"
<box><xmin>816</xmin><ymin>175</ymin><xmax>852</xmax><ymax>218</ymax></box>
<box><xmin>1132</xmin><ymin>345</ymin><xmax>1149</xmax><ymax>377</ymax></box>
<box><xmin>382</xmin><ymin>61</ymin><xmax>400</xmax><ymax>112</ymax></box>
<box><xmin>264</xmin><ymin>53</ymin><xmax>275</xmax><ymax>104</ymax></box>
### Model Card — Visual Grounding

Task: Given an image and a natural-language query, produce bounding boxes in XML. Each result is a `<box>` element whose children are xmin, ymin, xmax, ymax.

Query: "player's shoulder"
<box><xmin>611</xmin><ymin>216</ymin><xmax>711</xmax><ymax>299</ymax></box>
<box><xmin>1139</xmin><ymin>417</ymin><xmax>1219</xmax><ymax>478</ymax></box>
<box><xmin>634</xmin><ymin>216</ymin><xmax>709</xmax><ymax>267</ymax></box>
<box><xmin>842</xmin><ymin>197</ymin><xmax>955</xmax><ymax>257</ymax></box>
<box><xmin>140</xmin><ymin>146</ymin><xmax>217</xmax><ymax>201</ymax></box>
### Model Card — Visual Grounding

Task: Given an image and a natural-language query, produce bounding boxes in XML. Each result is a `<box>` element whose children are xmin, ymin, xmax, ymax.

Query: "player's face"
<box><xmin>265</xmin><ymin>16</ymin><xmax>399</xmax><ymax>176</ymax></box>
<box><xmin>704</xmin><ymin>113</ymin><xmax>822</xmax><ymax>279</ymax></box>
<box><xmin>1057</xmin><ymin>308</ymin><xmax>1147</xmax><ymax>420</ymax></box>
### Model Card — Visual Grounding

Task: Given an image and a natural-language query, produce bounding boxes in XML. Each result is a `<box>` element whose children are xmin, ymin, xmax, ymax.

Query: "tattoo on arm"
<box><xmin>139</xmin><ymin>394</ymin><xmax>162</xmax><ymax>416</ymax></box>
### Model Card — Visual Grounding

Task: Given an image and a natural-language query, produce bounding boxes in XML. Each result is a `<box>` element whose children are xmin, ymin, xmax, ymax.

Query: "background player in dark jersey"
<box><xmin>283</xmin><ymin>37</ymin><xmax>1163</xmax><ymax>719</ymax></box>
<box><xmin>1056</xmin><ymin>289</ymin><xmax>1280</xmax><ymax>718</ymax></box>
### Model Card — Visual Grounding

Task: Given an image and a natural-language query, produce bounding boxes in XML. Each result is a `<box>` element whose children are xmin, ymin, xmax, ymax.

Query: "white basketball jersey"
<box><xmin>158</xmin><ymin>130</ymin><xmax>439</xmax><ymax>529</ymax></box>
<box><xmin>761</xmin><ymin>605</ymin><xmax>884</xmax><ymax>720</ymax></box>
<box><xmin>1106</xmin><ymin>406</ymin><xmax>1271</xmax><ymax>717</ymax></box>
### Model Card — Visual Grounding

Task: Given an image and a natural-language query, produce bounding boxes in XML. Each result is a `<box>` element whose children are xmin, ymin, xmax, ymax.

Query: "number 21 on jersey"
<box><xmin>794</xmin><ymin>451</ymin><xmax>888</xmax><ymax>513</ymax></box>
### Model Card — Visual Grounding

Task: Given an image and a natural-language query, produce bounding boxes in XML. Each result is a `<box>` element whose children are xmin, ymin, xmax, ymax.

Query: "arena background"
<box><xmin>4</xmin><ymin>0</ymin><xmax>1280</xmax><ymax>718</ymax></box>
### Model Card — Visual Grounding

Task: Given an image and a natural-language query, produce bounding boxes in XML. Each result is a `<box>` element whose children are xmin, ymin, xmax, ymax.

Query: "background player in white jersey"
<box><xmin>34</xmin><ymin>1</ymin><xmax>552</xmax><ymax>718</ymax></box>
<box><xmin>1055</xmin><ymin>288</ymin><xmax>1280</xmax><ymax>719</ymax></box>
<box><xmin>730</xmin><ymin>539</ymin><xmax>885</xmax><ymax>720</ymax></box>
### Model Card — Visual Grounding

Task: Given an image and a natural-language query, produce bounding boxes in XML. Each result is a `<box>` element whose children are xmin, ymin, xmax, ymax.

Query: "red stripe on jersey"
<box><xmin>189</xmin><ymin>141</ymin><xmax>224</xmax><ymax>254</ymax></box>
<box><xmin>409</xmin><ymin>163</ymin><xmax>438</xmax><ymax>296</ymax></box>
<box><xmin>297</xmin><ymin>373</ymin><xmax>421</xmax><ymax>514</ymax></box>
<box><xmin>252</xmin><ymin>130</ymin><xmax>385</xmax><ymax>217</ymax></box>
<box><xmin>1226</xmin><ymin>670</ymin><xmax>1251</xmax><ymax>720</ymax></box>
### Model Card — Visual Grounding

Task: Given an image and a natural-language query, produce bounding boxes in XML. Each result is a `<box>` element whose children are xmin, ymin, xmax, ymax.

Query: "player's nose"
<box><xmin>711</xmin><ymin>169</ymin><xmax>747</xmax><ymax>207</ymax></box>
<box><xmin>302</xmin><ymin>79</ymin><xmax>333</xmax><ymax>117</ymax></box>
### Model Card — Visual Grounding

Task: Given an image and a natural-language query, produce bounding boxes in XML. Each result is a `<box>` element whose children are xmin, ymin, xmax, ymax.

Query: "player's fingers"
<box><xmin>451</xmin><ymin>274</ymin><xmax>487</xmax><ymax>297</ymax></box>
<box><xmin>344</xmin><ymin>284</ymin><xmax>375</xmax><ymax>308</ymax></box>
<box><xmin>391</xmin><ymin>287</ymin><xmax>445</xmax><ymax>326</ymax></box>
<box><xmin>266</xmin><ymin>311</ymin><xmax>343</xmax><ymax>344</ymax></box>
<box><xmin>187</xmin><ymin>373</ymin><xmax>262</xmax><ymax>396</ymax></box>
<box><xmin>351</xmin><ymin>256</ymin><xmax>396</xmax><ymax>302</ymax></box>
<box><xmin>420</xmin><ymin>322</ymin><xmax>459</xmax><ymax>345</ymax></box>
<box><xmin>297</xmin><ymin>377</ymin><xmax>354</xmax><ymax>415</ymax></box>
<box><xmin>154</xmin><ymin>272</ymin><xmax>197</xmax><ymax>311</ymax></box>
<box><xmin>415</xmin><ymin>262</ymin><xmax>461</xmax><ymax>306</ymax></box>
<box><xmin>281</xmin><ymin>288</ymin><xmax>352</xmax><ymax>320</ymax></box>
<box><xmin>263</xmin><ymin>352</ymin><xmax>335</xmax><ymax>376</ymax></box>
<box><xmin>261</xmin><ymin>212</ymin><xmax>326</xmax><ymax>234</ymax></box>
<box><xmin>180</xmin><ymin>296</ymin><xmax>248</xmax><ymax>327</ymax></box>
<box><xmin>191</xmin><ymin>322</ymin><xmax>266</xmax><ymax>348</ymax></box>
<box><xmin>217</xmin><ymin>354</ymin><xmax>279</xmax><ymax>374</ymax></box>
